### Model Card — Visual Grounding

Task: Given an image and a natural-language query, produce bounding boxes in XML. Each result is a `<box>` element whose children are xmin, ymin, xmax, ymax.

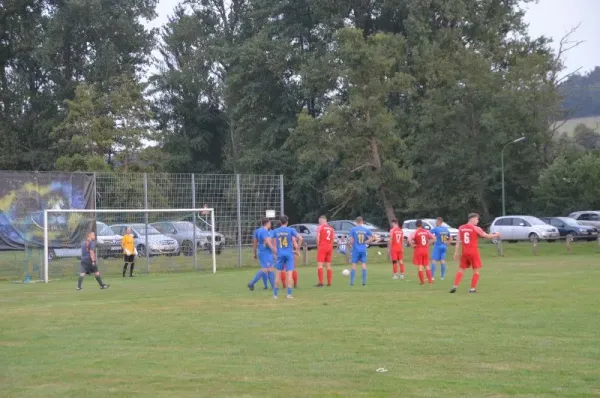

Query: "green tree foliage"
<box><xmin>572</xmin><ymin>123</ymin><xmax>600</xmax><ymax>150</ymax></box>
<box><xmin>534</xmin><ymin>152</ymin><xmax>600</xmax><ymax>215</ymax></box>
<box><xmin>52</xmin><ymin>76</ymin><xmax>153</xmax><ymax>171</ymax></box>
<box><xmin>561</xmin><ymin>67</ymin><xmax>600</xmax><ymax>118</ymax></box>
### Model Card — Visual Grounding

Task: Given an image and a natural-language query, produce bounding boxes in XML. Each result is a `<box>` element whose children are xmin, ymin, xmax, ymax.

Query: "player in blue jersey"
<box><xmin>251</xmin><ymin>222</ymin><xmax>271</xmax><ymax>289</ymax></box>
<box><xmin>348</xmin><ymin>217</ymin><xmax>377</xmax><ymax>286</ymax></box>
<box><xmin>272</xmin><ymin>215</ymin><xmax>303</xmax><ymax>299</ymax></box>
<box><xmin>247</xmin><ymin>218</ymin><xmax>277</xmax><ymax>291</ymax></box>
<box><xmin>430</xmin><ymin>217</ymin><xmax>450</xmax><ymax>280</ymax></box>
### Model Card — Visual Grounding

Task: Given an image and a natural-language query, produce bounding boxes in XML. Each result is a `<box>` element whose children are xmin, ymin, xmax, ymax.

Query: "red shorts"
<box><xmin>317</xmin><ymin>247</ymin><xmax>333</xmax><ymax>263</ymax></box>
<box><xmin>413</xmin><ymin>250</ymin><xmax>429</xmax><ymax>266</ymax></box>
<box><xmin>460</xmin><ymin>252</ymin><xmax>482</xmax><ymax>269</ymax></box>
<box><xmin>390</xmin><ymin>249</ymin><xmax>404</xmax><ymax>261</ymax></box>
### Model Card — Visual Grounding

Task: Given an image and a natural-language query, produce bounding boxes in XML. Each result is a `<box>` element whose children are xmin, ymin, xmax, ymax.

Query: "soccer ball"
<box><xmin>342</xmin><ymin>269</ymin><xmax>350</xmax><ymax>277</ymax></box>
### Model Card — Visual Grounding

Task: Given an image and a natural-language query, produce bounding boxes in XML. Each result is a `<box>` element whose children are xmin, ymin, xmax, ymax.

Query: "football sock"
<box><xmin>392</xmin><ymin>262</ymin><xmax>398</xmax><ymax>274</ymax></box>
<box><xmin>426</xmin><ymin>269</ymin><xmax>433</xmax><ymax>284</ymax></box>
<box><xmin>361</xmin><ymin>269</ymin><xmax>367</xmax><ymax>285</ymax></box>
<box><xmin>250</xmin><ymin>270</ymin><xmax>263</xmax><ymax>286</ymax></box>
<box><xmin>326</xmin><ymin>269</ymin><xmax>332</xmax><ymax>285</ymax></box>
<box><xmin>280</xmin><ymin>271</ymin><xmax>286</xmax><ymax>287</ymax></box>
<box><xmin>77</xmin><ymin>276</ymin><xmax>84</xmax><ymax>289</ymax></box>
<box><xmin>129</xmin><ymin>263</ymin><xmax>134</xmax><ymax>276</ymax></box>
<box><xmin>273</xmin><ymin>287</ymin><xmax>279</xmax><ymax>297</ymax></box>
<box><xmin>317</xmin><ymin>267</ymin><xmax>324</xmax><ymax>284</ymax></box>
<box><xmin>454</xmin><ymin>271</ymin><xmax>464</xmax><ymax>287</ymax></box>
<box><xmin>95</xmin><ymin>275</ymin><xmax>105</xmax><ymax>287</ymax></box>
<box><xmin>292</xmin><ymin>270</ymin><xmax>298</xmax><ymax>287</ymax></box>
<box><xmin>350</xmin><ymin>269</ymin><xmax>356</xmax><ymax>285</ymax></box>
<box><xmin>441</xmin><ymin>263</ymin><xmax>446</xmax><ymax>278</ymax></box>
<box><xmin>418</xmin><ymin>270</ymin><xmax>425</xmax><ymax>284</ymax></box>
<box><xmin>287</xmin><ymin>287</ymin><xmax>292</xmax><ymax>296</ymax></box>
<box><xmin>400</xmin><ymin>263</ymin><xmax>405</xmax><ymax>274</ymax></box>
<box><xmin>267</xmin><ymin>271</ymin><xmax>275</xmax><ymax>288</ymax></box>
<box><xmin>471</xmin><ymin>273</ymin><xmax>480</xmax><ymax>290</ymax></box>
<box><xmin>122</xmin><ymin>263</ymin><xmax>128</xmax><ymax>277</ymax></box>
<box><xmin>261</xmin><ymin>272</ymin><xmax>268</xmax><ymax>288</ymax></box>
<box><xmin>430</xmin><ymin>263</ymin><xmax>436</xmax><ymax>278</ymax></box>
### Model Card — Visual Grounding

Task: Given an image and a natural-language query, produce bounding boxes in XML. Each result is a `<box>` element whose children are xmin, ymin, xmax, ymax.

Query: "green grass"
<box><xmin>1</xmin><ymin>243</ymin><xmax>600</xmax><ymax>397</ymax></box>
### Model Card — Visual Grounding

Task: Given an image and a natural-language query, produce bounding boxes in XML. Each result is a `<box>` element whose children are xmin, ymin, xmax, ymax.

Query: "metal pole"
<box><xmin>43</xmin><ymin>210</ymin><xmax>48</xmax><ymax>283</ymax></box>
<box><xmin>236</xmin><ymin>174</ymin><xmax>242</xmax><ymax>268</ymax></box>
<box><xmin>192</xmin><ymin>174</ymin><xmax>197</xmax><ymax>271</ymax></box>
<box><xmin>501</xmin><ymin>147</ymin><xmax>506</xmax><ymax>216</ymax></box>
<box><xmin>143</xmin><ymin>173</ymin><xmax>149</xmax><ymax>273</ymax></box>
<box><xmin>279</xmin><ymin>175</ymin><xmax>284</xmax><ymax>216</ymax></box>
<box><xmin>211</xmin><ymin>210</ymin><xmax>217</xmax><ymax>274</ymax></box>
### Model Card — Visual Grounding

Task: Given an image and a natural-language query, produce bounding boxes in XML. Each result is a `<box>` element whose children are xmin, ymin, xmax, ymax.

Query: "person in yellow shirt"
<box><xmin>121</xmin><ymin>227</ymin><xmax>136</xmax><ymax>277</ymax></box>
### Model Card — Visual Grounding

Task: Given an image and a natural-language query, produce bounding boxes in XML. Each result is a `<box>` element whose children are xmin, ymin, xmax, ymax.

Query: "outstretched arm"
<box><xmin>453</xmin><ymin>238</ymin><xmax>462</xmax><ymax>260</ymax></box>
<box><xmin>476</xmin><ymin>226</ymin><xmax>500</xmax><ymax>240</ymax></box>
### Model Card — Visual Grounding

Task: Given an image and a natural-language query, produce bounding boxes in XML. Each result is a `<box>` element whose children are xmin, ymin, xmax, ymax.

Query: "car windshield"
<box><xmin>526</xmin><ymin>218</ymin><xmax>546</xmax><ymax>226</ymax></box>
<box><xmin>174</xmin><ymin>223</ymin><xmax>204</xmax><ymax>233</ymax></box>
<box><xmin>132</xmin><ymin>225</ymin><xmax>161</xmax><ymax>235</ymax></box>
<box><xmin>363</xmin><ymin>222</ymin><xmax>379</xmax><ymax>230</ymax></box>
<box><xmin>97</xmin><ymin>224</ymin><xmax>114</xmax><ymax>236</ymax></box>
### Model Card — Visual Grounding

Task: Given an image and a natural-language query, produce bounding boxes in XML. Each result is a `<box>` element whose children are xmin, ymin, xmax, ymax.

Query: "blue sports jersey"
<box><xmin>350</xmin><ymin>226</ymin><xmax>372</xmax><ymax>252</ymax></box>
<box><xmin>255</xmin><ymin>227</ymin><xmax>274</xmax><ymax>253</ymax></box>
<box><xmin>431</xmin><ymin>226</ymin><xmax>450</xmax><ymax>247</ymax></box>
<box><xmin>273</xmin><ymin>226</ymin><xmax>298</xmax><ymax>254</ymax></box>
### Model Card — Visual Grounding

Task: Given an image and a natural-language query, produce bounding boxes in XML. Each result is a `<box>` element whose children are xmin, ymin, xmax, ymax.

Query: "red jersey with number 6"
<box><xmin>317</xmin><ymin>224</ymin><xmax>335</xmax><ymax>263</ymax></box>
<box><xmin>458</xmin><ymin>224</ymin><xmax>485</xmax><ymax>254</ymax></box>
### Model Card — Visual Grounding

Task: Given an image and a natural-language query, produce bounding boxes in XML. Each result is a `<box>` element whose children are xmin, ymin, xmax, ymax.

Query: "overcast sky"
<box><xmin>149</xmin><ymin>0</ymin><xmax>600</xmax><ymax>75</ymax></box>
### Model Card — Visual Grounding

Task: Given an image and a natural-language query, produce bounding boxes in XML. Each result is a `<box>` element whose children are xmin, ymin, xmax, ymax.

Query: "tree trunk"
<box><xmin>370</xmin><ymin>135</ymin><xmax>396</xmax><ymax>224</ymax></box>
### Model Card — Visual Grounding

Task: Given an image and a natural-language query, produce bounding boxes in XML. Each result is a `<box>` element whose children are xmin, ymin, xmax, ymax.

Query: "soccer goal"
<box><xmin>42</xmin><ymin>208</ymin><xmax>217</xmax><ymax>283</ymax></box>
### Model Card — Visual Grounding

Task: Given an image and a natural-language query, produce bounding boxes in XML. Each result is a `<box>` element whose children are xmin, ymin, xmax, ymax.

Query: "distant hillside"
<box><xmin>560</xmin><ymin>67</ymin><xmax>600</xmax><ymax>119</ymax></box>
<box><xmin>554</xmin><ymin>116</ymin><xmax>600</xmax><ymax>137</ymax></box>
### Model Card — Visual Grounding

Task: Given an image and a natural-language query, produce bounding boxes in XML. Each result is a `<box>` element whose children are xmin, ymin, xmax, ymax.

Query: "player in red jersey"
<box><xmin>388</xmin><ymin>218</ymin><xmax>405</xmax><ymax>279</ymax></box>
<box><xmin>450</xmin><ymin>213</ymin><xmax>500</xmax><ymax>293</ymax></box>
<box><xmin>410</xmin><ymin>219</ymin><xmax>435</xmax><ymax>285</ymax></box>
<box><xmin>315</xmin><ymin>215</ymin><xmax>335</xmax><ymax>287</ymax></box>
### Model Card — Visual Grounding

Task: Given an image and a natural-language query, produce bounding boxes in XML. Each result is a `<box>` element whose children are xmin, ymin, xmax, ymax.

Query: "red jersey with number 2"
<box><xmin>317</xmin><ymin>224</ymin><xmax>335</xmax><ymax>263</ymax></box>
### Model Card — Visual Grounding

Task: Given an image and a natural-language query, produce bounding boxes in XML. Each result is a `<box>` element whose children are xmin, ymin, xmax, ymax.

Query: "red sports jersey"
<box><xmin>389</xmin><ymin>227</ymin><xmax>404</xmax><ymax>250</ymax></box>
<box><xmin>458</xmin><ymin>224</ymin><xmax>485</xmax><ymax>253</ymax></box>
<box><xmin>412</xmin><ymin>228</ymin><xmax>433</xmax><ymax>250</ymax></box>
<box><xmin>317</xmin><ymin>224</ymin><xmax>335</xmax><ymax>249</ymax></box>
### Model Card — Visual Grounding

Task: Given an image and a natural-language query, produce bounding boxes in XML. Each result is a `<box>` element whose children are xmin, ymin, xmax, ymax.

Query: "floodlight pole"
<box><xmin>501</xmin><ymin>136</ymin><xmax>526</xmax><ymax>216</ymax></box>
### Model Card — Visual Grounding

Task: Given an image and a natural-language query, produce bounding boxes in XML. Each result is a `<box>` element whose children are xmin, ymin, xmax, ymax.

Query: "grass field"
<box><xmin>1</xmin><ymin>243</ymin><xmax>599</xmax><ymax>397</ymax></box>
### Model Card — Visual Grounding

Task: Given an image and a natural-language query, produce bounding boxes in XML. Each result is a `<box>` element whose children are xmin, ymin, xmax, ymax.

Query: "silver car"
<box><xmin>490</xmin><ymin>215</ymin><xmax>559</xmax><ymax>242</ymax></box>
<box><xmin>290</xmin><ymin>223</ymin><xmax>319</xmax><ymax>250</ymax></box>
<box><xmin>110</xmin><ymin>223</ymin><xmax>180</xmax><ymax>256</ymax></box>
<box><xmin>567</xmin><ymin>211</ymin><xmax>600</xmax><ymax>229</ymax></box>
<box><xmin>151</xmin><ymin>221</ymin><xmax>224</xmax><ymax>255</ymax></box>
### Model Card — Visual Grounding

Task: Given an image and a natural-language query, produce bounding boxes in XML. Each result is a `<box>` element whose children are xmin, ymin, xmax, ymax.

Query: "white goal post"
<box><xmin>43</xmin><ymin>208</ymin><xmax>216</xmax><ymax>283</ymax></box>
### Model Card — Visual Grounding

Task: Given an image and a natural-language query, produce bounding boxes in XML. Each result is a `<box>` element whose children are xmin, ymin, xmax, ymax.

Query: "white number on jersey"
<box><xmin>326</xmin><ymin>229</ymin><xmax>332</xmax><ymax>241</ymax></box>
<box><xmin>421</xmin><ymin>235</ymin><xmax>427</xmax><ymax>246</ymax></box>
<box><xmin>464</xmin><ymin>232</ymin><xmax>470</xmax><ymax>244</ymax></box>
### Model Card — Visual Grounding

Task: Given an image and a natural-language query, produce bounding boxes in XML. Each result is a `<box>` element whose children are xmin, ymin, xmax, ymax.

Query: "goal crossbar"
<box><xmin>43</xmin><ymin>208</ymin><xmax>216</xmax><ymax>283</ymax></box>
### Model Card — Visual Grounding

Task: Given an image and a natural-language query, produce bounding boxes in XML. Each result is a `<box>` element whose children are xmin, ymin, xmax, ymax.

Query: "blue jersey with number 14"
<box><xmin>431</xmin><ymin>226</ymin><xmax>450</xmax><ymax>247</ymax></box>
<box><xmin>350</xmin><ymin>226</ymin><xmax>372</xmax><ymax>252</ymax></box>
<box><xmin>273</xmin><ymin>226</ymin><xmax>298</xmax><ymax>254</ymax></box>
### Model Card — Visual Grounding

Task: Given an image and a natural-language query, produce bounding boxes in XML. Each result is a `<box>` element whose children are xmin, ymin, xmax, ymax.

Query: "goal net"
<box><xmin>42</xmin><ymin>208</ymin><xmax>217</xmax><ymax>283</ymax></box>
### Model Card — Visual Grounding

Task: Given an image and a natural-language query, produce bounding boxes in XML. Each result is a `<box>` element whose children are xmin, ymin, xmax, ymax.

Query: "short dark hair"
<box><xmin>391</xmin><ymin>218</ymin><xmax>398</xmax><ymax>224</ymax></box>
<box><xmin>261</xmin><ymin>217</ymin><xmax>270</xmax><ymax>226</ymax></box>
<box><xmin>468</xmin><ymin>213</ymin><xmax>480</xmax><ymax>220</ymax></box>
<box><xmin>416</xmin><ymin>219</ymin><xmax>423</xmax><ymax>227</ymax></box>
<box><xmin>280</xmin><ymin>215</ymin><xmax>289</xmax><ymax>225</ymax></box>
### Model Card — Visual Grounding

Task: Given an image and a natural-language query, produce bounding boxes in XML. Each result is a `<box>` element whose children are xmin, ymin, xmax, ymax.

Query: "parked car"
<box><xmin>95</xmin><ymin>221</ymin><xmax>123</xmax><ymax>258</ymax></box>
<box><xmin>490</xmin><ymin>215</ymin><xmax>559</xmax><ymax>242</ymax></box>
<box><xmin>151</xmin><ymin>221</ymin><xmax>224</xmax><ymax>255</ymax></box>
<box><xmin>290</xmin><ymin>223</ymin><xmax>319</xmax><ymax>250</ymax></box>
<box><xmin>402</xmin><ymin>219</ymin><xmax>458</xmax><ymax>245</ymax></box>
<box><xmin>328</xmin><ymin>220</ymin><xmax>389</xmax><ymax>247</ymax></box>
<box><xmin>541</xmin><ymin>217</ymin><xmax>599</xmax><ymax>241</ymax></box>
<box><xmin>567</xmin><ymin>211</ymin><xmax>600</xmax><ymax>229</ymax></box>
<box><xmin>110</xmin><ymin>223</ymin><xmax>179</xmax><ymax>256</ymax></box>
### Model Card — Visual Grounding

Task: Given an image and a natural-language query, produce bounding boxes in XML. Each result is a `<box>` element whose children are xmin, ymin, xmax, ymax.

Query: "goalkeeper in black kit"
<box><xmin>77</xmin><ymin>231</ymin><xmax>109</xmax><ymax>291</ymax></box>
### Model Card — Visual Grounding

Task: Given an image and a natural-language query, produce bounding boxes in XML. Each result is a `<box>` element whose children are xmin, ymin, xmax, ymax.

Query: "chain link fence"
<box><xmin>0</xmin><ymin>172</ymin><xmax>283</xmax><ymax>281</ymax></box>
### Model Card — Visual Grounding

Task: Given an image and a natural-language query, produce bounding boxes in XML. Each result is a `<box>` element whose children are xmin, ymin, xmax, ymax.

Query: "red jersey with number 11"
<box><xmin>317</xmin><ymin>224</ymin><xmax>335</xmax><ymax>250</ymax></box>
<box><xmin>458</xmin><ymin>224</ymin><xmax>485</xmax><ymax>254</ymax></box>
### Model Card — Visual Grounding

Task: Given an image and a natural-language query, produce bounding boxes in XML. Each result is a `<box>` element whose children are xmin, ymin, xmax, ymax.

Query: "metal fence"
<box><xmin>0</xmin><ymin>172</ymin><xmax>284</xmax><ymax>281</ymax></box>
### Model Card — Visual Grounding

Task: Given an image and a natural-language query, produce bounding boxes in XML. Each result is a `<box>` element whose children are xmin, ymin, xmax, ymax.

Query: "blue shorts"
<box><xmin>276</xmin><ymin>252</ymin><xmax>295</xmax><ymax>271</ymax></box>
<box><xmin>258</xmin><ymin>251</ymin><xmax>274</xmax><ymax>268</ymax></box>
<box><xmin>351</xmin><ymin>250</ymin><xmax>367</xmax><ymax>264</ymax></box>
<box><xmin>431</xmin><ymin>246</ymin><xmax>447</xmax><ymax>261</ymax></box>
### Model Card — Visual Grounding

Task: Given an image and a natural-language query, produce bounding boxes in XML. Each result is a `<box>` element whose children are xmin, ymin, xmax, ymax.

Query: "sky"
<box><xmin>149</xmin><ymin>0</ymin><xmax>600</xmax><ymax>75</ymax></box>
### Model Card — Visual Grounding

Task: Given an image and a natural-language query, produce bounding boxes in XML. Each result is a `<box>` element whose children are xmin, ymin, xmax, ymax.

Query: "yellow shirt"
<box><xmin>122</xmin><ymin>234</ymin><xmax>135</xmax><ymax>255</ymax></box>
